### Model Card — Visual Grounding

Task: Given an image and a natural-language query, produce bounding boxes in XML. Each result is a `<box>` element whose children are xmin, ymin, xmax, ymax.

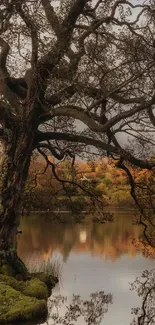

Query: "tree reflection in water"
<box><xmin>46</xmin><ymin>291</ymin><xmax>112</xmax><ymax>325</ymax></box>
<box><xmin>131</xmin><ymin>269</ymin><xmax>155</xmax><ymax>325</ymax></box>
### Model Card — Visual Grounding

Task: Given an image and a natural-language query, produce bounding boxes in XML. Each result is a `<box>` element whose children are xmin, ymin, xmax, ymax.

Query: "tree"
<box><xmin>131</xmin><ymin>269</ymin><xmax>155</xmax><ymax>325</ymax></box>
<box><xmin>1</xmin><ymin>0</ymin><xmax>155</xmax><ymax>265</ymax></box>
<box><xmin>47</xmin><ymin>291</ymin><xmax>112</xmax><ymax>325</ymax></box>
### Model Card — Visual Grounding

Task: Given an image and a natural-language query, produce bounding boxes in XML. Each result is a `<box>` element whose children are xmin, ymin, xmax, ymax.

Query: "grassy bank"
<box><xmin>0</xmin><ymin>258</ymin><xmax>58</xmax><ymax>323</ymax></box>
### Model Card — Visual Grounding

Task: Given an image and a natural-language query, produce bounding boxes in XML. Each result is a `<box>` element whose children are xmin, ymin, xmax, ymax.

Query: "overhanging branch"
<box><xmin>37</xmin><ymin>147</ymin><xmax>104</xmax><ymax>204</ymax></box>
<box><xmin>41</xmin><ymin>99</ymin><xmax>155</xmax><ymax>133</ymax></box>
<box><xmin>35</xmin><ymin>131</ymin><xmax>155</xmax><ymax>169</ymax></box>
<box><xmin>37</xmin><ymin>141</ymin><xmax>75</xmax><ymax>163</ymax></box>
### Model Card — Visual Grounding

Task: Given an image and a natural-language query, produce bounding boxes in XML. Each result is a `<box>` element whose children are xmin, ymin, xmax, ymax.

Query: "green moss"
<box><xmin>0</xmin><ymin>282</ymin><xmax>47</xmax><ymax>323</ymax></box>
<box><xmin>23</xmin><ymin>278</ymin><xmax>48</xmax><ymax>300</ymax></box>
<box><xmin>0</xmin><ymin>258</ymin><xmax>58</xmax><ymax>323</ymax></box>
<box><xmin>0</xmin><ymin>275</ymin><xmax>48</xmax><ymax>300</ymax></box>
<box><xmin>31</xmin><ymin>272</ymin><xmax>58</xmax><ymax>293</ymax></box>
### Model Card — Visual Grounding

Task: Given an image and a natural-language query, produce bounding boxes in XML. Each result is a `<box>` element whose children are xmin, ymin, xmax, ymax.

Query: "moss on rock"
<box><xmin>23</xmin><ymin>278</ymin><xmax>48</xmax><ymax>300</ymax></box>
<box><xmin>0</xmin><ymin>275</ymin><xmax>48</xmax><ymax>300</ymax></box>
<box><xmin>0</xmin><ymin>258</ymin><xmax>58</xmax><ymax>323</ymax></box>
<box><xmin>31</xmin><ymin>272</ymin><xmax>58</xmax><ymax>295</ymax></box>
<box><xmin>0</xmin><ymin>282</ymin><xmax>47</xmax><ymax>323</ymax></box>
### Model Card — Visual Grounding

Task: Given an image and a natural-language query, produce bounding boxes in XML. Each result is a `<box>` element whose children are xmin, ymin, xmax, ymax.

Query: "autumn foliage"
<box><xmin>23</xmin><ymin>155</ymin><xmax>154</xmax><ymax>211</ymax></box>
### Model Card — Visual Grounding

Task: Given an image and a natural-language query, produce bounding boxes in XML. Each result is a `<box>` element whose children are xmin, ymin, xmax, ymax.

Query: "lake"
<box><xmin>18</xmin><ymin>209</ymin><xmax>155</xmax><ymax>325</ymax></box>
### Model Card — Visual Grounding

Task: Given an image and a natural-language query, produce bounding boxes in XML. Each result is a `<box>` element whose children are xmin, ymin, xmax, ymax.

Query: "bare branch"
<box><xmin>93</xmin><ymin>0</ymin><xmax>102</xmax><ymax>11</ymax></box>
<box><xmin>16</xmin><ymin>5</ymin><xmax>38</xmax><ymax>66</ymax></box>
<box><xmin>46</xmin><ymin>85</ymin><xmax>75</xmax><ymax>106</ymax></box>
<box><xmin>147</xmin><ymin>107</ymin><xmax>155</xmax><ymax>127</ymax></box>
<box><xmin>42</xmin><ymin>99</ymin><xmax>155</xmax><ymax>133</ymax></box>
<box><xmin>38</xmin><ymin>0</ymin><xmax>89</xmax><ymax>78</ymax></box>
<box><xmin>26</xmin><ymin>0</ymin><xmax>90</xmax><ymax>111</ymax></box>
<box><xmin>37</xmin><ymin>141</ymin><xmax>75</xmax><ymax>161</ymax></box>
<box><xmin>0</xmin><ymin>37</ymin><xmax>10</xmax><ymax>70</ymax></box>
<box><xmin>35</xmin><ymin>131</ymin><xmax>155</xmax><ymax>169</ymax></box>
<box><xmin>37</xmin><ymin>147</ymin><xmax>104</xmax><ymax>203</ymax></box>
<box><xmin>41</xmin><ymin>0</ymin><xmax>60</xmax><ymax>37</ymax></box>
<box><xmin>0</xmin><ymin>0</ymin><xmax>14</xmax><ymax>34</ymax></box>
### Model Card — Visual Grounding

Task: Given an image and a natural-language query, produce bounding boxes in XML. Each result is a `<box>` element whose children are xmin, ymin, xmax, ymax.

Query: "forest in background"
<box><xmin>23</xmin><ymin>155</ymin><xmax>154</xmax><ymax>212</ymax></box>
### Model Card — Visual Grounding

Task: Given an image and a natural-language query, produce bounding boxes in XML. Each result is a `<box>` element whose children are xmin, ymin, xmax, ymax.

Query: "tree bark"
<box><xmin>0</xmin><ymin>123</ymin><xmax>35</xmax><ymax>257</ymax></box>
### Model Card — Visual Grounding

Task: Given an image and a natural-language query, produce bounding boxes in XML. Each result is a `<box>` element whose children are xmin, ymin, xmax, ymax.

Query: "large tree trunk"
<box><xmin>0</xmin><ymin>123</ymin><xmax>35</xmax><ymax>263</ymax></box>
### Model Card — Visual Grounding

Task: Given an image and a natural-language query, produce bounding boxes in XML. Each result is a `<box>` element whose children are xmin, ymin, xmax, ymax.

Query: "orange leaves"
<box><xmin>27</xmin><ymin>155</ymin><xmax>155</xmax><ymax>207</ymax></box>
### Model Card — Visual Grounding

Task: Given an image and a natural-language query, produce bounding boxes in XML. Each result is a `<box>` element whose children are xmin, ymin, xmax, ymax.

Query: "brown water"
<box><xmin>18</xmin><ymin>209</ymin><xmax>155</xmax><ymax>325</ymax></box>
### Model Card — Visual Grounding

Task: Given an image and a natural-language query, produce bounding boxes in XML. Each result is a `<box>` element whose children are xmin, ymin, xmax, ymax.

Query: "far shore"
<box><xmin>21</xmin><ymin>205</ymin><xmax>137</xmax><ymax>215</ymax></box>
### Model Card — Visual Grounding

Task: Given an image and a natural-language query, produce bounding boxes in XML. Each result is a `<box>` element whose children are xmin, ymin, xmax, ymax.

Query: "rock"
<box><xmin>0</xmin><ymin>260</ymin><xmax>58</xmax><ymax>323</ymax></box>
<box><xmin>30</xmin><ymin>272</ymin><xmax>58</xmax><ymax>296</ymax></box>
<box><xmin>0</xmin><ymin>282</ymin><xmax>47</xmax><ymax>323</ymax></box>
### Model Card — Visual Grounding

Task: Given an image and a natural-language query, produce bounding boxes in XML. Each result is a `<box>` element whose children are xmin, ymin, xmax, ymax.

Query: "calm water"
<box><xmin>18</xmin><ymin>210</ymin><xmax>155</xmax><ymax>325</ymax></box>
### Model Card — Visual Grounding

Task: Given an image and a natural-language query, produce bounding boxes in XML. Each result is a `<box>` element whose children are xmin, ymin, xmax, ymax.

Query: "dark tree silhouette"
<box><xmin>131</xmin><ymin>269</ymin><xmax>155</xmax><ymax>325</ymax></box>
<box><xmin>1</xmin><ymin>0</ymin><xmax>155</xmax><ymax>267</ymax></box>
<box><xmin>47</xmin><ymin>291</ymin><xmax>112</xmax><ymax>325</ymax></box>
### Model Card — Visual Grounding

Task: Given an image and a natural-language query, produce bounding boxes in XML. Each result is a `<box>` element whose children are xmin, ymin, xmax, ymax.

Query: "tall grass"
<box><xmin>26</xmin><ymin>257</ymin><xmax>63</xmax><ymax>282</ymax></box>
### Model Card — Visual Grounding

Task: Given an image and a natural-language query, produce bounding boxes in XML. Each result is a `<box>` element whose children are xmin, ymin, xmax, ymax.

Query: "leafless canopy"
<box><xmin>1</xmin><ymin>0</ymin><xmax>155</xmax><ymax>168</ymax></box>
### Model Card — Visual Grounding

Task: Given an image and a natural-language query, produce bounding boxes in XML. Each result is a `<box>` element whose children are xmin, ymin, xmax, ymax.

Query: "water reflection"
<box><xmin>18</xmin><ymin>211</ymin><xmax>143</xmax><ymax>264</ymax></box>
<box><xmin>131</xmin><ymin>269</ymin><xmax>155</xmax><ymax>325</ymax></box>
<box><xmin>17</xmin><ymin>211</ymin><xmax>155</xmax><ymax>325</ymax></box>
<box><xmin>47</xmin><ymin>291</ymin><xmax>112</xmax><ymax>325</ymax></box>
